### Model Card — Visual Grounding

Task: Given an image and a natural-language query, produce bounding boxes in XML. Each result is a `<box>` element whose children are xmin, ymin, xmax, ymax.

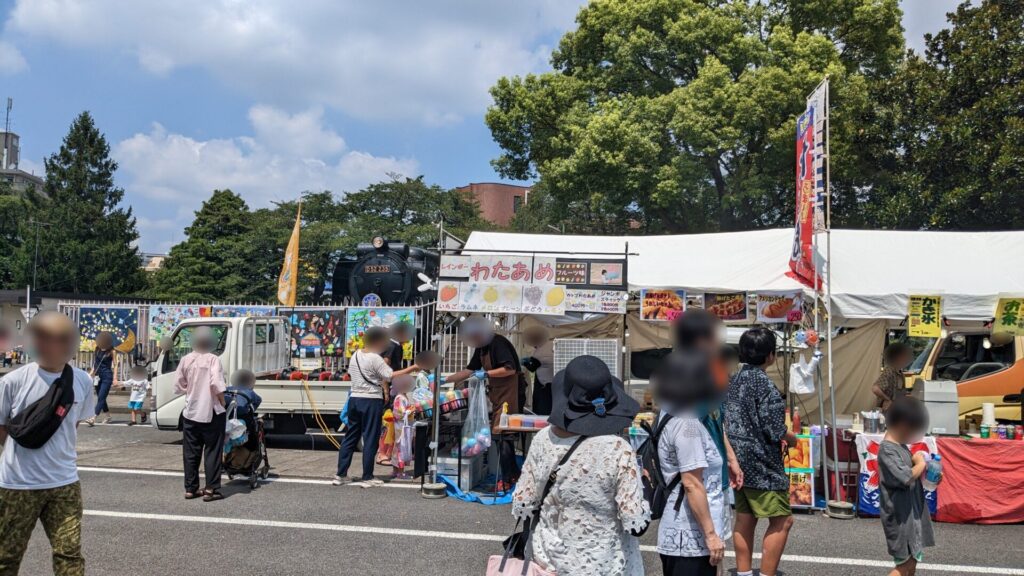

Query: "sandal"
<box><xmin>184</xmin><ymin>492</ymin><xmax>201</xmax><ymax>500</ymax></box>
<box><xmin>202</xmin><ymin>491</ymin><xmax>224</xmax><ymax>502</ymax></box>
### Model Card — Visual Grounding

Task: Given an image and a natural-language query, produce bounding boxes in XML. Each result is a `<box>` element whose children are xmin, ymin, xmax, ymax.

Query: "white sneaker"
<box><xmin>366</xmin><ymin>478</ymin><xmax>385</xmax><ymax>487</ymax></box>
<box><xmin>350</xmin><ymin>480</ymin><xmax>374</xmax><ymax>488</ymax></box>
<box><xmin>331</xmin><ymin>476</ymin><xmax>348</xmax><ymax>486</ymax></box>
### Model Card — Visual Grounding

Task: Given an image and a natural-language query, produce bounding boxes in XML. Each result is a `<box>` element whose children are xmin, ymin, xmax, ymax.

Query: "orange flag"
<box><xmin>277</xmin><ymin>203</ymin><xmax>301</xmax><ymax>306</ymax></box>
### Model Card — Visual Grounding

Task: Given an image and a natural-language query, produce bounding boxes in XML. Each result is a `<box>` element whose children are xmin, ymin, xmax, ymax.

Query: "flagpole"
<box><xmin>822</xmin><ymin>78</ymin><xmax>844</xmax><ymax>515</ymax></box>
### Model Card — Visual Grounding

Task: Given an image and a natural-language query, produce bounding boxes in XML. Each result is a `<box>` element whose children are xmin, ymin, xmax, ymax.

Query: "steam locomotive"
<box><xmin>331</xmin><ymin>236</ymin><xmax>440</xmax><ymax>305</ymax></box>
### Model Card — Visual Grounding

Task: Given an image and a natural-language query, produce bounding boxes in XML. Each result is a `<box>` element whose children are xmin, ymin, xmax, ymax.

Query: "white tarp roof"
<box><xmin>463</xmin><ymin>228</ymin><xmax>1024</xmax><ymax>323</ymax></box>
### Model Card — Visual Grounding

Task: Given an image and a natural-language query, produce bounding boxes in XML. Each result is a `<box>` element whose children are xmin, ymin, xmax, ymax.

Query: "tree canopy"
<box><xmin>15</xmin><ymin>112</ymin><xmax>145</xmax><ymax>294</ymax></box>
<box><xmin>148</xmin><ymin>176</ymin><xmax>484</xmax><ymax>302</ymax></box>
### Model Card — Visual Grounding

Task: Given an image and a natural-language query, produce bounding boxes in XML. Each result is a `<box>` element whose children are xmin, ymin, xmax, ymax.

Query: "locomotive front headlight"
<box><xmin>372</xmin><ymin>236</ymin><xmax>386</xmax><ymax>249</ymax></box>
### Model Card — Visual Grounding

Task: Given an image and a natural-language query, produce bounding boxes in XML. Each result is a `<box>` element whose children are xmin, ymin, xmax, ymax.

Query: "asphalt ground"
<box><xmin>6</xmin><ymin>424</ymin><xmax>1024</xmax><ymax>576</ymax></box>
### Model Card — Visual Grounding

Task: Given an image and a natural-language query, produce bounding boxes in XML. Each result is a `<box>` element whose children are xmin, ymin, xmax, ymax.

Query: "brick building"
<box><xmin>456</xmin><ymin>182</ymin><xmax>530</xmax><ymax>227</ymax></box>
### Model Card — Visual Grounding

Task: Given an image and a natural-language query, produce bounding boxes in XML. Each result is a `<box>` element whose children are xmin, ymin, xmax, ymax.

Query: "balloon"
<box><xmin>795</xmin><ymin>330</ymin><xmax>808</xmax><ymax>344</ymax></box>
<box><xmin>805</xmin><ymin>329</ymin><xmax>820</xmax><ymax>346</ymax></box>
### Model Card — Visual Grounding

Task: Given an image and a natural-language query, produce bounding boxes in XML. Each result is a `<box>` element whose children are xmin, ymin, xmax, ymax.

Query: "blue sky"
<box><xmin>0</xmin><ymin>0</ymin><xmax>961</xmax><ymax>252</ymax></box>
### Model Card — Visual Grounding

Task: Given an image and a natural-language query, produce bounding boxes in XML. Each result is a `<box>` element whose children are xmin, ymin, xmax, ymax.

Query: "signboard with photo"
<box><xmin>589</xmin><ymin>262</ymin><xmax>624</xmax><ymax>288</ymax></box>
<box><xmin>704</xmin><ymin>292</ymin><xmax>749</xmax><ymax>322</ymax></box>
<box><xmin>784</xmin><ymin>434</ymin><xmax>816</xmax><ymax>509</ymax></box>
<box><xmin>756</xmin><ymin>291</ymin><xmax>804</xmax><ymax>324</ymax></box>
<box><xmin>640</xmin><ymin>289</ymin><xmax>686</xmax><ymax>322</ymax></box>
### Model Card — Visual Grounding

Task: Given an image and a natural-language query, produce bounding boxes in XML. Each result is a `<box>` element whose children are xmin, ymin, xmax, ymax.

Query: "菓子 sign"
<box><xmin>908</xmin><ymin>295</ymin><xmax>942</xmax><ymax>338</ymax></box>
<box><xmin>640</xmin><ymin>289</ymin><xmax>686</xmax><ymax>322</ymax></box>
<box><xmin>756</xmin><ymin>291</ymin><xmax>804</xmax><ymax>324</ymax></box>
<box><xmin>993</xmin><ymin>297</ymin><xmax>1024</xmax><ymax>336</ymax></box>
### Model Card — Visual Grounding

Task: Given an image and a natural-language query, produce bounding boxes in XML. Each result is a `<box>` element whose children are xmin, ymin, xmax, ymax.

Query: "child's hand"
<box><xmin>911</xmin><ymin>452</ymin><xmax>927</xmax><ymax>467</ymax></box>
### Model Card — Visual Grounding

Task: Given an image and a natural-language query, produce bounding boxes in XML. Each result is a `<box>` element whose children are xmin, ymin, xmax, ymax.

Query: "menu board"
<box><xmin>522</xmin><ymin>285</ymin><xmax>567</xmax><ymax>315</ymax></box>
<box><xmin>640</xmin><ymin>289</ymin><xmax>686</xmax><ymax>322</ymax></box>
<box><xmin>784</xmin><ymin>434</ymin><xmax>816</xmax><ymax>509</ymax></box>
<box><xmin>704</xmin><ymin>292</ymin><xmax>748</xmax><ymax>322</ymax></box>
<box><xmin>756</xmin><ymin>291</ymin><xmax>804</xmax><ymax>324</ymax></box>
<box><xmin>565</xmin><ymin>289</ymin><xmax>628</xmax><ymax>314</ymax></box>
<box><xmin>908</xmin><ymin>295</ymin><xmax>942</xmax><ymax>338</ymax></box>
<box><xmin>555</xmin><ymin>261</ymin><xmax>588</xmax><ymax>285</ymax></box>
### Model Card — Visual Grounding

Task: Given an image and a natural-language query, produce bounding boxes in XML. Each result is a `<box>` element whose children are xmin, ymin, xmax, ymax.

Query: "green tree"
<box><xmin>486</xmin><ymin>0</ymin><xmax>904</xmax><ymax>233</ymax></box>
<box><xmin>148</xmin><ymin>190</ymin><xmax>264</xmax><ymax>301</ymax></box>
<box><xmin>20</xmin><ymin>112</ymin><xmax>145</xmax><ymax>294</ymax></box>
<box><xmin>249</xmin><ymin>190</ymin><xmax>348</xmax><ymax>302</ymax></box>
<box><xmin>337</xmin><ymin>175</ymin><xmax>486</xmax><ymax>251</ymax></box>
<box><xmin>0</xmin><ymin>182</ymin><xmax>30</xmax><ymax>288</ymax></box>
<box><xmin>869</xmin><ymin>0</ymin><xmax>1023</xmax><ymax>229</ymax></box>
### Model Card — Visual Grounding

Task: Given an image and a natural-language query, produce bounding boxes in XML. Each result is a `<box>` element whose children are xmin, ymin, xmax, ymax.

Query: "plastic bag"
<box><xmin>224</xmin><ymin>401</ymin><xmax>248</xmax><ymax>453</ymax></box>
<box><xmin>788</xmin><ymin>353</ymin><xmax>819</xmax><ymax>395</ymax></box>
<box><xmin>461</xmin><ymin>377</ymin><xmax>492</xmax><ymax>457</ymax></box>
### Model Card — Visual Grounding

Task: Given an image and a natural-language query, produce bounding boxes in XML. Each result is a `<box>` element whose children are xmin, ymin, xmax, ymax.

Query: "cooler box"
<box><xmin>437</xmin><ymin>454</ymin><xmax>484</xmax><ymax>490</ymax></box>
<box><xmin>911</xmin><ymin>379</ymin><xmax>959</xmax><ymax>435</ymax></box>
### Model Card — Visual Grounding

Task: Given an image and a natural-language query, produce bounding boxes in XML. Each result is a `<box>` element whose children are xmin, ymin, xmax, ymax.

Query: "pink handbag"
<box><xmin>486</xmin><ymin>555</ymin><xmax>555</xmax><ymax>576</ymax></box>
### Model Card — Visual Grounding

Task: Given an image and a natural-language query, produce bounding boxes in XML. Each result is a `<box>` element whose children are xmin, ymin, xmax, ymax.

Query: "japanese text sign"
<box><xmin>908</xmin><ymin>295</ymin><xmax>942</xmax><ymax>338</ymax></box>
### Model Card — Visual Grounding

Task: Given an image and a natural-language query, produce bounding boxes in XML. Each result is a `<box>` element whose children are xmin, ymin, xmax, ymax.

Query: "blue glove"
<box><xmin>473</xmin><ymin>369</ymin><xmax>487</xmax><ymax>380</ymax></box>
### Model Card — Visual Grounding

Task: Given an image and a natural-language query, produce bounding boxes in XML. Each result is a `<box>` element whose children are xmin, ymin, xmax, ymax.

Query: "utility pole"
<box><xmin>28</xmin><ymin>219</ymin><xmax>52</xmax><ymax>290</ymax></box>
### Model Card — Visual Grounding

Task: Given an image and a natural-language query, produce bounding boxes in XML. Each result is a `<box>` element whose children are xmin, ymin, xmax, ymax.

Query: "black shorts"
<box><xmin>661</xmin><ymin>554</ymin><xmax>716</xmax><ymax>576</ymax></box>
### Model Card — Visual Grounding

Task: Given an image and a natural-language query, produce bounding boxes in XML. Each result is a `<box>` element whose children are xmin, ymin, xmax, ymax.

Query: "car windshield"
<box><xmin>162</xmin><ymin>324</ymin><xmax>229</xmax><ymax>373</ymax></box>
<box><xmin>907</xmin><ymin>338</ymin><xmax>937</xmax><ymax>373</ymax></box>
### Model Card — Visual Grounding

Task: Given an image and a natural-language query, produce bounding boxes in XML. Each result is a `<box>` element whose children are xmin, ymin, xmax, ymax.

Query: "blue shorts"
<box><xmin>128</xmin><ymin>401</ymin><xmax>145</xmax><ymax>411</ymax></box>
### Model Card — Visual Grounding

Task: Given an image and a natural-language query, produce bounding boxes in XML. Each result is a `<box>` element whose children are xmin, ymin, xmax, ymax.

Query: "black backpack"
<box><xmin>637</xmin><ymin>414</ymin><xmax>683</xmax><ymax>520</ymax></box>
<box><xmin>8</xmin><ymin>365</ymin><xmax>76</xmax><ymax>449</ymax></box>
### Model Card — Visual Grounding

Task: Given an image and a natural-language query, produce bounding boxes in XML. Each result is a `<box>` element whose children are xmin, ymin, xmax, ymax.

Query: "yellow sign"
<box><xmin>908</xmin><ymin>295</ymin><xmax>942</xmax><ymax>338</ymax></box>
<box><xmin>277</xmin><ymin>203</ymin><xmax>301</xmax><ymax>307</ymax></box>
<box><xmin>993</xmin><ymin>297</ymin><xmax>1024</xmax><ymax>336</ymax></box>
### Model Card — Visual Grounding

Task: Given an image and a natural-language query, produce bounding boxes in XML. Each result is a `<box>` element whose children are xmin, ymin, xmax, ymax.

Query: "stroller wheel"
<box><xmin>249</xmin><ymin>474</ymin><xmax>258</xmax><ymax>489</ymax></box>
<box><xmin>259</xmin><ymin>465</ymin><xmax>270</xmax><ymax>479</ymax></box>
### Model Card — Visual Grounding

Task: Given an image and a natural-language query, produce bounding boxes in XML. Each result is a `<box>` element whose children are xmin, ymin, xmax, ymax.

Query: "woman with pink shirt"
<box><xmin>174</xmin><ymin>326</ymin><xmax>228</xmax><ymax>502</ymax></box>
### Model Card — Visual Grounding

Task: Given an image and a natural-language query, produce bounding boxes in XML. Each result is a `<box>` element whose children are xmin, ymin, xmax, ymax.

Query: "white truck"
<box><xmin>151</xmin><ymin>316</ymin><xmax>350</xmax><ymax>434</ymax></box>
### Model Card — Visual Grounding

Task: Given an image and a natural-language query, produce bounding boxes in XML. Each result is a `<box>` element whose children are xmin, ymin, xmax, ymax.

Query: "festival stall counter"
<box><xmin>854</xmin><ymin>431</ymin><xmax>1024</xmax><ymax>524</ymax></box>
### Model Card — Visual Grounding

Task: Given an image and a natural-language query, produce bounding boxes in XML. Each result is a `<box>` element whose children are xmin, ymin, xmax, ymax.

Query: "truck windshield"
<box><xmin>162</xmin><ymin>324</ymin><xmax>229</xmax><ymax>373</ymax></box>
<box><xmin>907</xmin><ymin>338</ymin><xmax>937</xmax><ymax>374</ymax></box>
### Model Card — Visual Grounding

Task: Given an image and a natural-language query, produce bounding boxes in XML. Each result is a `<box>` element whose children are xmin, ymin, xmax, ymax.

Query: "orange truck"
<box><xmin>907</xmin><ymin>331</ymin><xmax>1023</xmax><ymax>422</ymax></box>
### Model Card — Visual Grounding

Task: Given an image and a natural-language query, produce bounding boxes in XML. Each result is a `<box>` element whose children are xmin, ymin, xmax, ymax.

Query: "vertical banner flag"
<box><xmin>277</xmin><ymin>203</ymin><xmax>301</xmax><ymax>306</ymax></box>
<box><xmin>908</xmin><ymin>295</ymin><xmax>942</xmax><ymax>338</ymax></box>
<box><xmin>993</xmin><ymin>297</ymin><xmax>1024</xmax><ymax>336</ymax></box>
<box><xmin>790</xmin><ymin>107</ymin><xmax>817</xmax><ymax>287</ymax></box>
<box><xmin>808</xmin><ymin>83</ymin><xmax>827</xmax><ymax>231</ymax></box>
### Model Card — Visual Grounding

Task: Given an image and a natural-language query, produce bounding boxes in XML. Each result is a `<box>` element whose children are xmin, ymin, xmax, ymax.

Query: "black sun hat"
<box><xmin>549</xmin><ymin>355</ymin><xmax>640</xmax><ymax>437</ymax></box>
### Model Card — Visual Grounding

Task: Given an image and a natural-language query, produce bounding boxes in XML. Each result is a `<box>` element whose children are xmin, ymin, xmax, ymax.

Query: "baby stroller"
<box><xmin>223</xmin><ymin>390</ymin><xmax>271</xmax><ymax>489</ymax></box>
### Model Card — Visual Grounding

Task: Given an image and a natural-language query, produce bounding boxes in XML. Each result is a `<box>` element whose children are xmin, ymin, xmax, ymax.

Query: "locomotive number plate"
<box><xmin>363</xmin><ymin>265</ymin><xmax>391</xmax><ymax>273</ymax></box>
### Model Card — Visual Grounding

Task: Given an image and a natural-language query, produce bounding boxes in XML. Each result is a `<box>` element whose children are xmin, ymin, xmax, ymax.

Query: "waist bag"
<box><xmin>8</xmin><ymin>365</ymin><xmax>76</xmax><ymax>449</ymax></box>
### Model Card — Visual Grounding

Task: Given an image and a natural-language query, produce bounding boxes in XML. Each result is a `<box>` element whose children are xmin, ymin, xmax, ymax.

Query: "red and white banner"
<box><xmin>789</xmin><ymin>106</ymin><xmax>817</xmax><ymax>287</ymax></box>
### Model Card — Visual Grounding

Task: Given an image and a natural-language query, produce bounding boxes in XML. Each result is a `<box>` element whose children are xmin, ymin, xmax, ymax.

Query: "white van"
<box><xmin>151</xmin><ymin>316</ymin><xmax>350</xmax><ymax>434</ymax></box>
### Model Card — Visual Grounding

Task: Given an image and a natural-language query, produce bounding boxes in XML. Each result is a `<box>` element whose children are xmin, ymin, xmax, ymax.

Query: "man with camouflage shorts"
<box><xmin>0</xmin><ymin>312</ymin><xmax>96</xmax><ymax>576</ymax></box>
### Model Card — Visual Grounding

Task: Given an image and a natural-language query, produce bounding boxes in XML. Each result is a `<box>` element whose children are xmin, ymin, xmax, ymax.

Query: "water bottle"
<box><xmin>922</xmin><ymin>454</ymin><xmax>942</xmax><ymax>491</ymax></box>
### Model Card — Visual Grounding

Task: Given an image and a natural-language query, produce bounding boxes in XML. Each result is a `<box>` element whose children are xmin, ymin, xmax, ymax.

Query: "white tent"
<box><xmin>464</xmin><ymin>228</ymin><xmax>1024</xmax><ymax>324</ymax></box>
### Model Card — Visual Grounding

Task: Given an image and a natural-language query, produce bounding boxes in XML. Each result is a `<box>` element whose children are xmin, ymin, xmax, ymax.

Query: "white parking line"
<box><xmin>82</xmin><ymin>509</ymin><xmax>1024</xmax><ymax>574</ymax></box>
<box><xmin>77</xmin><ymin>465</ymin><xmax>421</xmax><ymax>488</ymax></box>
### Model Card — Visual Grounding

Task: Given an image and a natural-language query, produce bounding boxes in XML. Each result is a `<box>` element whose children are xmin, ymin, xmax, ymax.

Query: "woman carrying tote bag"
<box><xmin>492</xmin><ymin>356</ymin><xmax>650</xmax><ymax>576</ymax></box>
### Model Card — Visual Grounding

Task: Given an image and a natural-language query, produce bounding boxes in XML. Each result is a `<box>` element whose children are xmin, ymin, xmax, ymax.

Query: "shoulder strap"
<box><xmin>351</xmin><ymin>352</ymin><xmax>378</xmax><ymax>387</ymax></box>
<box><xmin>536</xmin><ymin>436</ymin><xmax>586</xmax><ymax>512</ymax></box>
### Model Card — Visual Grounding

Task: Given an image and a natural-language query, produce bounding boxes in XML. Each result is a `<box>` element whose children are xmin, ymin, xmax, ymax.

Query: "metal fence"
<box><xmin>56</xmin><ymin>299</ymin><xmax>525</xmax><ymax>379</ymax></box>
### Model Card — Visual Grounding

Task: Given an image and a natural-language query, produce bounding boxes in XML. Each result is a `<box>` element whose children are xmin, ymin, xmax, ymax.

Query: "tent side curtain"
<box><xmin>794</xmin><ymin>319</ymin><xmax>887</xmax><ymax>424</ymax></box>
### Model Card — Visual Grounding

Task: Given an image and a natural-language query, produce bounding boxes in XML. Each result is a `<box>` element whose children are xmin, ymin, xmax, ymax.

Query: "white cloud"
<box><xmin>7</xmin><ymin>0</ymin><xmax>583</xmax><ymax>124</ymax></box>
<box><xmin>114</xmin><ymin>105</ymin><xmax>418</xmax><ymax>251</ymax></box>
<box><xmin>0</xmin><ymin>40</ymin><xmax>27</xmax><ymax>74</ymax></box>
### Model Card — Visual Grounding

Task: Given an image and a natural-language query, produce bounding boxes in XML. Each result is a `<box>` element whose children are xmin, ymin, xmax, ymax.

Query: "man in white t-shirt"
<box><xmin>0</xmin><ymin>312</ymin><xmax>96</xmax><ymax>575</ymax></box>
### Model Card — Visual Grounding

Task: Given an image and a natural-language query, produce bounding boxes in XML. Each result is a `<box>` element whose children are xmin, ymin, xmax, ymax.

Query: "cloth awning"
<box><xmin>464</xmin><ymin>228</ymin><xmax>1024</xmax><ymax>323</ymax></box>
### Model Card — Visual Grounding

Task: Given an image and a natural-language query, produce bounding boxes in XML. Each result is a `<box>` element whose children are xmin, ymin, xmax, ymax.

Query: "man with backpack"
<box><xmin>0</xmin><ymin>312</ymin><xmax>96</xmax><ymax>576</ymax></box>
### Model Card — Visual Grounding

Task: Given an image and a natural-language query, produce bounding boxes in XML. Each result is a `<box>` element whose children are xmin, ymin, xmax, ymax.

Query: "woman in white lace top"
<box><xmin>511</xmin><ymin>356</ymin><xmax>651</xmax><ymax>576</ymax></box>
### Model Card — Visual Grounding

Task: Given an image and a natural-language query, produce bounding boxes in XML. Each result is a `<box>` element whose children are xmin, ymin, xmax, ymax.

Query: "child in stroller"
<box><xmin>224</xmin><ymin>369</ymin><xmax>270</xmax><ymax>488</ymax></box>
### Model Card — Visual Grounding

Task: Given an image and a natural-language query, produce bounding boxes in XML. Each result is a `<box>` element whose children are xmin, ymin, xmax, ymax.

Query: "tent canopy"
<box><xmin>464</xmin><ymin>228</ymin><xmax>1024</xmax><ymax>323</ymax></box>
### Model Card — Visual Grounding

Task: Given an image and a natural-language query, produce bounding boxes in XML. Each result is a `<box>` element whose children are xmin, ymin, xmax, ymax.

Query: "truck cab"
<box><xmin>151</xmin><ymin>316</ymin><xmax>349</xmax><ymax>433</ymax></box>
<box><xmin>907</xmin><ymin>331</ymin><xmax>1023</xmax><ymax>422</ymax></box>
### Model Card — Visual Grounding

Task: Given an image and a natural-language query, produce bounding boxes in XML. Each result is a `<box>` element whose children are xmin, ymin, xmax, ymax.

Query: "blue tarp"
<box><xmin>439</xmin><ymin>475</ymin><xmax>513</xmax><ymax>505</ymax></box>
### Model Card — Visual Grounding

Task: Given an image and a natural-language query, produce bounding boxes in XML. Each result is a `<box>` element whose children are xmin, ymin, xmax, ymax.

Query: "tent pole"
<box><xmin>812</xmin><ymin>195</ymin><xmax>829</xmax><ymax>507</ymax></box>
<box><xmin>822</xmin><ymin>78</ymin><xmax>843</xmax><ymax>508</ymax></box>
<box><xmin>422</xmin><ymin>217</ymin><xmax>447</xmax><ymax>499</ymax></box>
